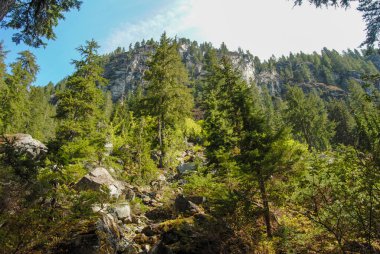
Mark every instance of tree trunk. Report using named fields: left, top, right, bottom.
left=257, top=169, right=272, bottom=238
left=158, top=117, right=163, bottom=168
left=0, top=0, right=15, bottom=22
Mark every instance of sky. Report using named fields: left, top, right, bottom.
left=0, top=0, right=365, bottom=86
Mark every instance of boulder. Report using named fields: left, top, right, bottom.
left=0, top=133, right=47, bottom=159
left=75, top=167, right=124, bottom=198
left=114, top=203, right=132, bottom=222
left=187, top=196, right=206, bottom=205
left=174, top=194, right=202, bottom=215
left=176, top=162, right=196, bottom=175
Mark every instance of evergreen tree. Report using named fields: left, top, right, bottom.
left=284, top=86, right=335, bottom=150
left=143, top=33, right=193, bottom=168
left=0, top=43, right=7, bottom=132
left=1, top=0, right=82, bottom=47
left=328, top=99, right=356, bottom=146
left=202, top=50, right=242, bottom=173
left=0, top=51, right=38, bottom=133
left=55, top=40, right=107, bottom=164
left=27, top=85, right=56, bottom=141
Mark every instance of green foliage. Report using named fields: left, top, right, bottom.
left=0, top=35, right=380, bottom=253
left=55, top=40, right=107, bottom=164
left=1, top=0, right=82, bottom=47
left=284, top=86, right=335, bottom=150
left=183, top=173, right=229, bottom=207
left=0, top=51, right=38, bottom=134
left=328, top=99, right=357, bottom=146
left=348, top=80, right=380, bottom=153
left=27, top=85, right=57, bottom=142
left=110, top=101, right=158, bottom=184
left=183, top=118, right=202, bottom=142
left=143, top=32, right=194, bottom=168
left=292, top=146, right=380, bottom=251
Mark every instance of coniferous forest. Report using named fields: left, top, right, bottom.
left=0, top=1, right=380, bottom=253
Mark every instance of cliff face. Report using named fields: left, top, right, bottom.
left=103, top=41, right=257, bottom=102
left=102, top=39, right=380, bottom=101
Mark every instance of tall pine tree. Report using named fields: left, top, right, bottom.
left=55, top=40, right=107, bottom=164
left=143, top=33, right=193, bottom=168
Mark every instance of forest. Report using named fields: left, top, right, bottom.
left=0, top=1, right=380, bottom=254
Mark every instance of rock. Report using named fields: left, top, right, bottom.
left=97, top=213, right=122, bottom=251
left=0, top=134, right=48, bottom=159
left=142, top=224, right=161, bottom=237
left=104, top=142, right=113, bottom=156
left=104, top=42, right=256, bottom=102
left=149, top=241, right=173, bottom=254
left=75, top=167, right=125, bottom=198
left=122, top=244, right=139, bottom=254
left=91, top=204, right=102, bottom=213
left=146, top=207, right=173, bottom=221
left=176, top=162, right=196, bottom=175
left=141, top=195, right=151, bottom=205
left=114, top=203, right=132, bottom=222
left=143, top=244, right=151, bottom=252
left=187, top=196, right=206, bottom=205
left=174, top=194, right=202, bottom=215
left=53, top=230, right=99, bottom=254
left=125, top=188, right=136, bottom=201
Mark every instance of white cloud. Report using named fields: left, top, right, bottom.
left=103, top=0, right=365, bottom=59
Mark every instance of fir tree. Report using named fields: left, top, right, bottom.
left=143, top=33, right=193, bottom=168
left=0, top=51, right=38, bottom=133
left=55, top=40, right=107, bottom=164
left=284, top=86, right=335, bottom=150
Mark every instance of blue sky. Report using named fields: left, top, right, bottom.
left=1, top=0, right=365, bottom=86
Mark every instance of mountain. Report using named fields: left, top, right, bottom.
left=102, top=38, right=380, bottom=102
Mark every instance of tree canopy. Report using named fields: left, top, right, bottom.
left=0, top=0, right=81, bottom=47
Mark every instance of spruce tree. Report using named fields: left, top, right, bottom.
left=55, top=40, right=107, bottom=164
left=0, top=51, right=38, bottom=134
left=28, top=85, right=56, bottom=142
left=284, top=86, right=335, bottom=150
left=0, top=43, right=7, bottom=132
left=143, top=33, right=193, bottom=168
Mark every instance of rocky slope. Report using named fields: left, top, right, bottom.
left=50, top=145, right=248, bottom=254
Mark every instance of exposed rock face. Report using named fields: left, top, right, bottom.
left=104, top=39, right=380, bottom=103
left=104, top=42, right=256, bottom=102
left=256, top=70, right=282, bottom=96
left=0, top=133, right=48, bottom=159
left=75, top=167, right=125, bottom=198
left=105, top=45, right=154, bottom=101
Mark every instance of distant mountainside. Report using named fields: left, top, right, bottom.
left=101, top=38, right=380, bottom=101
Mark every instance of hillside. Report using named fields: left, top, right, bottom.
left=0, top=34, right=379, bottom=254
left=102, top=38, right=380, bottom=102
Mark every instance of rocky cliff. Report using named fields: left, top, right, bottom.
left=102, top=39, right=380, bottom=102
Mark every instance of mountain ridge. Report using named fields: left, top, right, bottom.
left=100, top=38, right=380, bottom=102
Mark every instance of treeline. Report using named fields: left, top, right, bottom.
left=105, top=38, right=380, bottom=99
left=0, top=34, right=379, bottom=253
left=0, top=47, right=56, bottom=141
